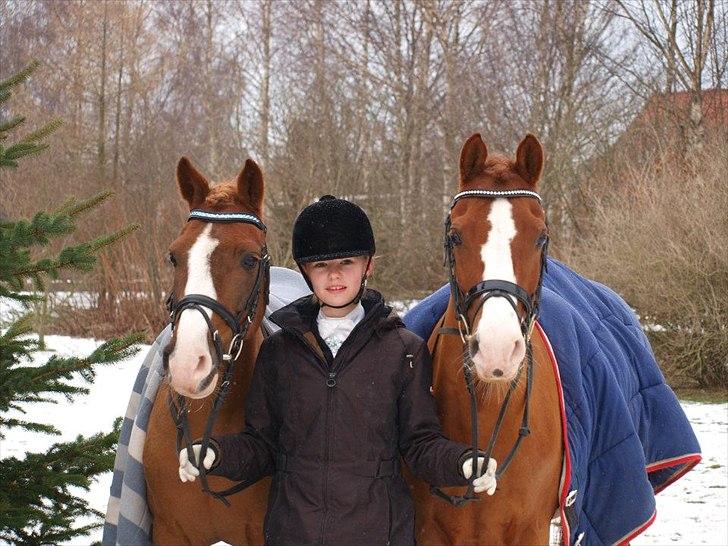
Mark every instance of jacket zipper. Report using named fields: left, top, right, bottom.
left=287, top=312, right=383, bottom=545
left=289, top=332, right=336, bottom=546
left=320, top=369, right=337, bottom=545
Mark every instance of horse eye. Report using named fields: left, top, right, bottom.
left=536, top=232, right=549, bottom=248
left=241, top=253, right=259, bottom=270
left=169, top=252, right=177, bottom=267
left=449, top=231, right=463, bottom=246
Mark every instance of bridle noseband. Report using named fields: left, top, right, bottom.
left=432, top=189, right=549, bottom=507
left=164, top=208, right=270, bottom=505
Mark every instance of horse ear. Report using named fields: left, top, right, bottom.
left=237, top=159, right=264, bottom=214
left=459, top=133, right=488, bottom=186
left=177, top=157, right=210, bottom=210
left=515, top=134, right=544, bottom=185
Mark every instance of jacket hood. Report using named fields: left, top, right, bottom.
left=269, top=288, right=402, bottom=336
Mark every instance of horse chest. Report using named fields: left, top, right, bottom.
left=415, top=334, right=563, bottom=545
left=143, top=383, right=269, bottom=545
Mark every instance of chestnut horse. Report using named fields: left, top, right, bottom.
left=412, top=134, right=563, bottom=545
left=143, top=158, right=270, bottom=545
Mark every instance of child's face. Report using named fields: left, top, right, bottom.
left=304, top=255, right=372, bottom=313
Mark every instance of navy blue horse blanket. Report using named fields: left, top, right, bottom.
left=403, top=257, right=701, bottom=546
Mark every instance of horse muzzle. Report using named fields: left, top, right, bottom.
left=165, top=344, right=220, bottom=399
left=469, top=299, right=526, bottom=382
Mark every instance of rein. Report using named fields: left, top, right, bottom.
left=164, top=209, right=270, bottom=506
left=431, top=189, right=548, bottom=507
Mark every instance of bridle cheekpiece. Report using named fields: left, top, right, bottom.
left=431, top=188, right=549, bottom=507
left=164, top=208, right=270, bottom=505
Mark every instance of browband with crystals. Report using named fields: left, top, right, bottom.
left=188, top=209, right=267, bottom=231
left=450, top=189, right=542, bottom=208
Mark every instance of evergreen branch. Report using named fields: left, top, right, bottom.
left=0, top=62, right=139, bottom=544
left=1, top=313, right=36, bottom=339
left=11, top=244, right=97, bottom=278
left=0, top=60, right=40, bottom=96
left=0, top=418, right=58, bottom=438
left=88, top=222, right=140, bottom=252
left=19, top=119, right=63, bottom=145
left=5, top=211, right=75, bottom=247
left=0, top=143, right=50, bottom=168
left=0, top=289, right=41, bottom=304
left=0, top=421, right=121, bottom=544
left=55, top=191, right=112, bottom=218
left=0, top=156, right=18, bottom=169
left=3, top=141, right=40, bottom=159
left=15, top=332, right=143, bottom=393
left=11, top=223, right=140, bottom=279
left=0, top=115, right=24, bottom=137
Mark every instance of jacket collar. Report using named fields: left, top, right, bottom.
left=269, top=288, right=402, bottom=338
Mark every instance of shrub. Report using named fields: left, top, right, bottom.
left=565, top=140, right=728, bottom=388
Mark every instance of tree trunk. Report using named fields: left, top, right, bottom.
left=112, top=25, right=125, bottom=188
left=204, top=0, right=219, bottom=176
left=259, top=0, right=272, bottom=167
left=97, top=0, right=108, bottom=185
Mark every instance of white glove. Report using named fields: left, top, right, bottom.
left=462, top=456, right=498, bottom=495
left=178, top=443, right=217, bottom=483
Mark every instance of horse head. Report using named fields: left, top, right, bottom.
left=164, top=157, right=268, bottom=399
left=447, top=133, right=547, bottom=383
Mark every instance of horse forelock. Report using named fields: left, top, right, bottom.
left=478, top=155, right=526, bottom=188
left=204, top=181, right=263, bottom=217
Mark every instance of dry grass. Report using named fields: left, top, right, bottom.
left=564, top=139, right=728, bottom=388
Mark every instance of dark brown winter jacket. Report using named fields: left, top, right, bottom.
left=210, top=289, right=470, bottom=545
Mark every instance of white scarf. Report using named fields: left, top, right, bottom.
left=316, top=303, right=365, bottom=357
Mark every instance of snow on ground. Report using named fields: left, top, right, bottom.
left=632, top=402, right=728, bottom=546
left=1, top=333, right=726, bottom=545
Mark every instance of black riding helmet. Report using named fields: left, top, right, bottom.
left=292, top=195, right=375, bottom=308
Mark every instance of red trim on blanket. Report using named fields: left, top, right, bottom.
left=647, top=453, right=702, bottom=494
left=534, top=322, right=572, bottom=546
left=616, top=509, right=657, bottom=546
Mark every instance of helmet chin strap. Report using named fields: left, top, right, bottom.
left=320, top=256, right=372, bottom=310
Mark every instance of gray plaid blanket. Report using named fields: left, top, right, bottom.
left=102, top=267, right=310, bottom=546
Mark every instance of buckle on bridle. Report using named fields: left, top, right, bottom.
left=525, top=315, right=536, bottom=342
left=456, top=313, right=471, bottom=344
left=223, top=333, right=244, bottom=362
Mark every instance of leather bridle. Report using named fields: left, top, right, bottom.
left=163, top=208, right=270, bottom=505
left=431, top=189, right=549, bottom=507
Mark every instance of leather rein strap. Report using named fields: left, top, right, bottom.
left=164, top=209, right=270, bottom=505
left=431, top=189, right=548, bottom=507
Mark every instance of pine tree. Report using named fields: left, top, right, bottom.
left=0, top=62, right=144, bottom=544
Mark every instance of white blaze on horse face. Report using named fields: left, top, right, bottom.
left=471, top=199, right=526, bottom=381
left=169, top=224, right=220, bottom=396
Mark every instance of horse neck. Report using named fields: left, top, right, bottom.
left=226, top=328, right=264, bottom=405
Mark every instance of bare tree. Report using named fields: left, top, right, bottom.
left=613, top=0, right=717, bottom=153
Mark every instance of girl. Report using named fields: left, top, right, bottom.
left=179, top=195, right=493, bottom=545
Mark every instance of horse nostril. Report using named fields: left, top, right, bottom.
left=194, top=354, right=208, bottom=374
left=510, top=338, right=525, bottom=365
left=492, top=368, right=504, bottom=377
